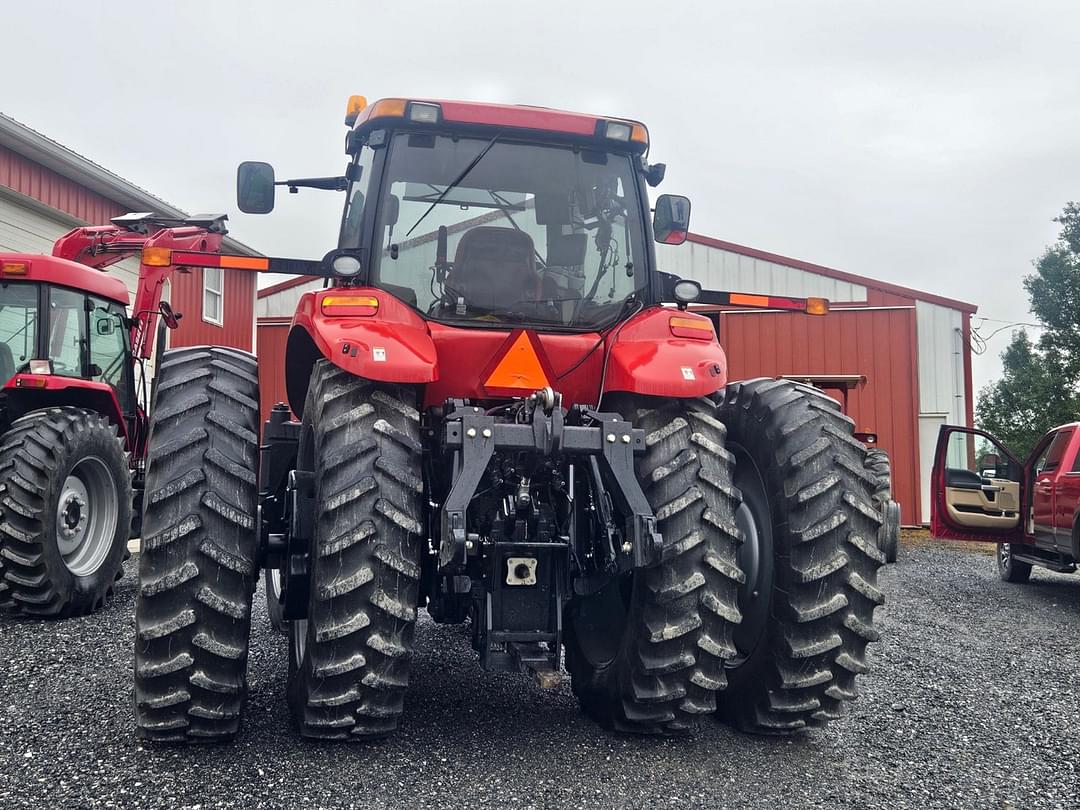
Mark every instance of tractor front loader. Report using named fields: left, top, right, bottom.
left=0, top=214, right=235, bottom=617
left=133, top=96, right=886, bottom=743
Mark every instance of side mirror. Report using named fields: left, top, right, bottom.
left=95, top=318, right=115, bottom=336
left=160, top=301, right=182, bottom=330
left=653, top=194, right=691, bottom=245
left=237, top=161, right=276, bottom=214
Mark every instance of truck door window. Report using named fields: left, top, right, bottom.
left=0, top=281, right=38, bottom=382
left=48, top=288, right=86, bottom=378
left=1034, top=431, right=1071, bottom=475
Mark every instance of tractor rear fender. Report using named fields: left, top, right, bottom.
left=285, top=288, right=438, bottom=417
left=603, top=307, right=728, bottom=399
left=1, top=375, right=130, bottom=447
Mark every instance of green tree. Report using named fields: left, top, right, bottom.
left=976, top=330, right=1078, bottom=456
left=976, top=203, right=1080, bottom=456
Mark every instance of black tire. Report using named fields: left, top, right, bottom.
left=717, top=379, right=885, bottom=733
left=997, top=542, right=1032, bottom=583
left=264, top=566, right=287, bottom=634
left=287, top=361, right=424, bottom=740
left=133, top=347, right=260, bottom=743
left=563, top=396, right=743, bottom=734
left=864, top=448, right=891, bottom=503
left=881, top=501, right=901, bottom=563
left=864, top=448, right=900, bottom=563
left=0, top=407, right=132, bottom=617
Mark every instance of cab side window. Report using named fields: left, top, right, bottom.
left=1035, top=430, right=1072, bottom=475
left=48, top=288, right=86, bottom=377
left=89, top=298, right=134, bottom=414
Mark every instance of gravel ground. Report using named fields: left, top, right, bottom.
left=1, top=540, right=1079, bottom=810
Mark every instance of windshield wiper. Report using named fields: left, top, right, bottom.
left=405, top=134, right=501, bottom=238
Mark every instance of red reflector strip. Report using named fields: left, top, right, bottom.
left=14, top=375, right=48, bottom=389
left=728, top=293, right=771, bottom=308
left=171, top=251, right=270, bottom=271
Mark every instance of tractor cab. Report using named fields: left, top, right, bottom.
left=0, top=255, right=136, bottom=429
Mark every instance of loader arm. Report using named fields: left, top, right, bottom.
left=51, top=214, right=230, bottom=359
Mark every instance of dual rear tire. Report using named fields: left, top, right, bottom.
left=134, top=354, right=884, bottom=741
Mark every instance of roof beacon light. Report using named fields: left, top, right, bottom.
left=344, top=95, right=368, bottom=126
left=408, top=102, right=441, bottom=124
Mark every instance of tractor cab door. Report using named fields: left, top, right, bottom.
left=930, top=425, right=1027, bottom=543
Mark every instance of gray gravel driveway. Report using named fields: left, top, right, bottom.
left=1, top=541, right=1078, bottom=809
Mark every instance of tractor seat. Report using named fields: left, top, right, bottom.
left=0, top=343, right=15, bottom=384
left=447, top=227, right=538, bottom=311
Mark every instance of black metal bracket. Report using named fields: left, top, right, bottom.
left=437, top=398, right=662, bottom=575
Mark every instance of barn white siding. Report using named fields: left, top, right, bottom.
left=915, top=300, right=967, bottom=522
left=0, top=191, right=141, bottom=296
left=655, top=242, right=867, bottom=302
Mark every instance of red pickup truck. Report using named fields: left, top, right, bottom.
left=931, top=423, right=1080, bottom=581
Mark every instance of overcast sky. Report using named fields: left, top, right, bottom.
left=4, top=1, right=1078, bottom=391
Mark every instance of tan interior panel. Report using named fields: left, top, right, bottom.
left=944, top=481, right=1020, bottom=530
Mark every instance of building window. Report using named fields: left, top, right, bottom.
left=203, top=267, right=223, bottom=325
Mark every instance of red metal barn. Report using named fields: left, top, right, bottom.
left=0, top=113, right=258, bottom=355
left=255, top=234, right=975, bottom=526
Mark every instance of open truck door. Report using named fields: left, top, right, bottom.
left=930, top=425, right=1028, bottom=543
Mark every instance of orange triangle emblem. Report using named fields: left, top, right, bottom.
left=485, top=331, right=550, bottom=391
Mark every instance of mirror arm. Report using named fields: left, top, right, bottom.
left=276, top=176, right=348, bottom=193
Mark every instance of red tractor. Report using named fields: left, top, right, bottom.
left=133, top=97, right=887, bottom=742
left=0, top=214, right=232, bottom=616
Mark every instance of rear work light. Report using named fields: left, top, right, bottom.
left=407, top=102, right=441, bottom=124
left=0, top=260, right=30, bottom=275
left=669, top=316, right=714, bottom=340
left=602, top=119, right=649, bottom=147
left=321, top=295, right=379, bottom=317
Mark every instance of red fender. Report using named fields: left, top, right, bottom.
left=2, top=375, right=132, bottom=449
left=603, top=307, right=728, bottom=398
left=289, top=287, right=439, bottom=388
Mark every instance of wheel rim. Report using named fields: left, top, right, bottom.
left=55, top=456, right=118, bottom=577
left=269, top=567, right=283, bottom=599
left=998, top=543, right=1011, bottom=571
left=728, top=445, right=773, bottom=669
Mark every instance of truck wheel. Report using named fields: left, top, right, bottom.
left=564, top=396, right=742, bottom=734
left=287, top=361, right=424, bottom=740
left=134, top=347, right=260, bottom=743
left=717, top=379, right=885, bottom=733
left=997, top=543, right=1032, bottom=583
left=864, top=448, right=900, bottom=563
left=263, top=566, right=286, bottom=634
left=0, top=407, right=132, bottom=617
